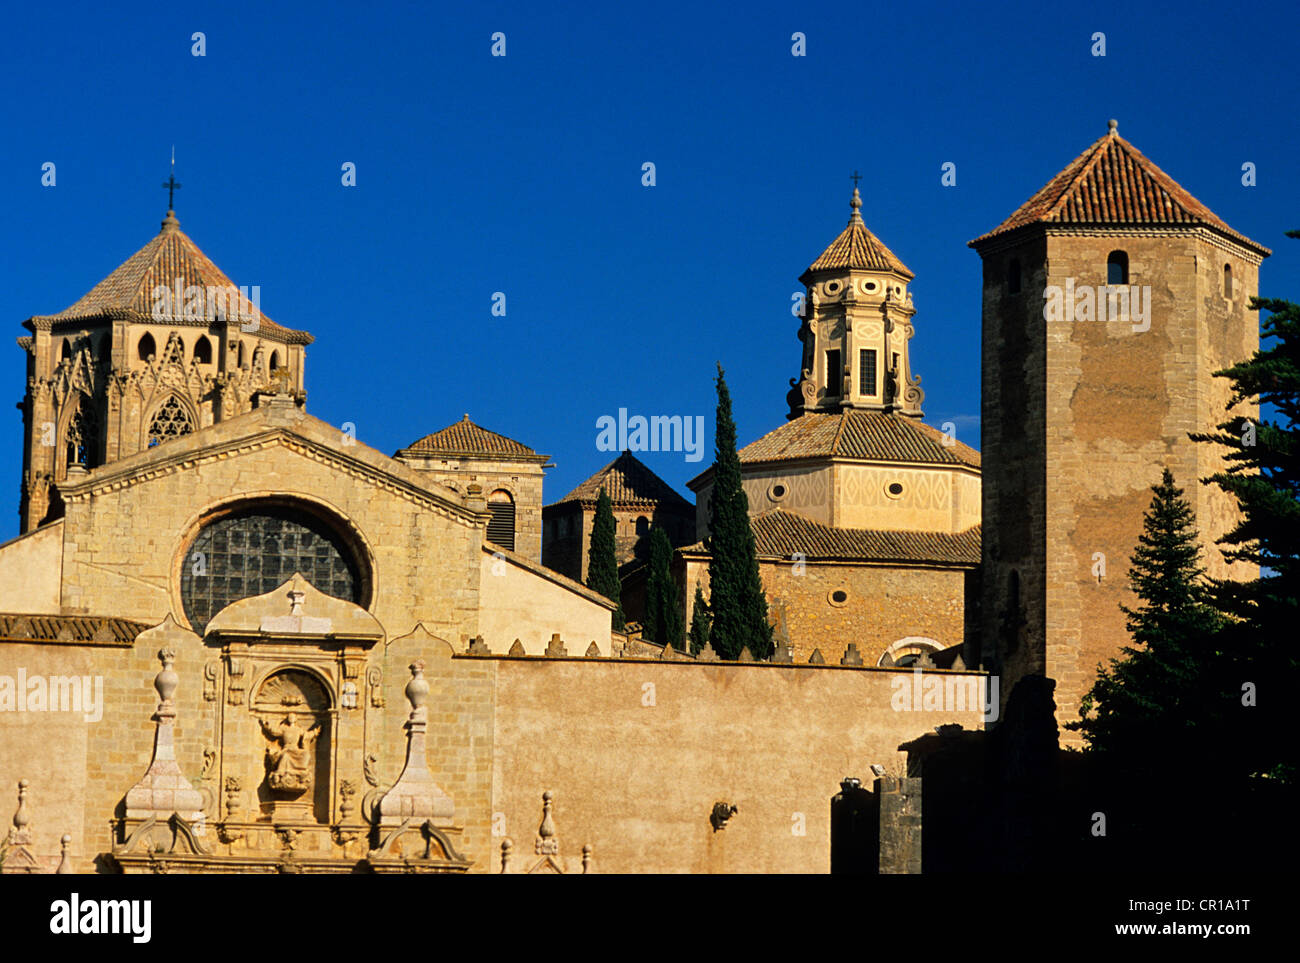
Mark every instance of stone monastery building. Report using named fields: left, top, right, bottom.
left=0, top=123, right=1264, bottom=873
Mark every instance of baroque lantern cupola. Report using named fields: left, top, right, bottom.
left=787, top=186, right=924, bottom=419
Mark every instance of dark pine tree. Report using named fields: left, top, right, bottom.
left=706, top=363, right=773, bottom=660
left=1192, top=233, right=1300, bottom=790
left=1067, top=469, right=1226, bottom=771
left=643, top=526, right=684, bottom=649
left=586, top=487, right=624, bottom=631
left=1067, top=469, right=1231, bottom=870
left=688, top=583, right=711, bottom=656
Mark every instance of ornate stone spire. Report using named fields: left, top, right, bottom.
left=7, top=779, right=31, bottom=846
left=376, top=660, right=456, bottom=825
left=535, top=790, right=557, bottom=855
left=0, top=779, right=42, bottom=873
left=56, top=835, right=72, bottom=874
left=124, top=648, right=206, bottom=821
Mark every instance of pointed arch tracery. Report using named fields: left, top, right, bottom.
left=146, top=394, right=196, bottom=448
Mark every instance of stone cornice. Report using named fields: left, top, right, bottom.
left=686, top=454, right=982, bottom=491
left=57, top=429, right=485, bottom=525
left=970, top=222, right=1269, bottom=264
left=674, top=545, right=979, bottom=570
left=394, top=448, right=551, bottom=467
left=23, top=309, right=315, bottom=344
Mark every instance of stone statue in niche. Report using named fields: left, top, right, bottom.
left=251, top=669, right=331, bottom=821
left=260, top=712, right=320, bottom=795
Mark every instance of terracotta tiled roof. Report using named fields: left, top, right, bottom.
left=969, top=126, right=1270, bottom=255
left=0, top=613, right=150, bottom=646
left=682, top=508, right=981, bottom=566
left=736, top=410, right=980, bottom=469
left=27, top=212, right=312, bottom=342
left=400, top=414, right=543, bottom=459
left=801, top=188, right=914, bottom=281
left=552, top=451, right=693, bottom=509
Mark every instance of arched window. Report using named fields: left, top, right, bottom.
left=1223, top=263, right=1233, bottom=298
left=147, top=395, right=195, bottom=447
left=486, top=489, right=516, bottom=551
left=61, top=339, right=73, bottom=361
left=878, top=637, right=943, bottom=668
left=270, top=350, right=281, bottom=371
left=137, top=332, right=156, bottom=362
left=63, top=401, right=98, bottom=471
left=193, top=335, right=213, bottom=364
left=1107, top=250, right=1129, bottom=285
left=180, top=504, right=365, bottom=633
left=1007, top=258, right=1021, bottom=294
left=635, top=516, right=650, bottom=536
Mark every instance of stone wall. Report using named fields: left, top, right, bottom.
left=1041, top=230, right=1260, bottom=733
left=487, top=657, right=986, bottom=873
left=477, top=548, right=613, bottom=655
left=680, top=557, right=971, bottom=665
left=0, top=631, right=987, bottom=873
left=978, top=228, right=1261, bottom=739
left=0, top=522, right=63, bottom=613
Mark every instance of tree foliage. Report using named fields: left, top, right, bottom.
left=1068, top=469, right=1226, bottom=769
left=586, top=487, right=624, bottom=631
left=643, top=526, right=684, bottom=649
left=1191, top=235, right=1300, bottom=786
left=688, top=583, right=711, bottom=656
left=706, top=363, right=773, bottom=660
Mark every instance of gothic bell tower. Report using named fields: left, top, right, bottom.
left=787, top=184, right=924, bottom=419
left=16, top=206, right=313, bottom=533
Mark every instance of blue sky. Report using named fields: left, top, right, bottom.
left=2, top=0, right=1297, bottom=541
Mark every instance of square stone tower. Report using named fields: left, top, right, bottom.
left=969, top=122, right=1270, bottom=736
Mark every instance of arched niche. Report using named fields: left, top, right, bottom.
left=250, top=666, right=333, bottom=823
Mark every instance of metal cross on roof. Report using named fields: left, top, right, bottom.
left=850, top=170, right=862, bottom=188
left=163, top=148, right=181, bottom=209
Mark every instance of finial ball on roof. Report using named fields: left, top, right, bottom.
left=1108, top=119, right=1118, bottom=134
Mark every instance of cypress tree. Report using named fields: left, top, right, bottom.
left=688, top=583, right=711, bottom=655
left=706, top=363, right=773, bottom=660
left=586, top=487, right=624, bottom=630
left=1192, top=236, right=1300, bottom=788
left=643, top=526, right=684, bottom=649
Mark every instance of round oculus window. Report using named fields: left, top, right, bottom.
left=886, top=482, right=904, bottom=498
left=768, top=483, right=787, bottom=501
left=828, top=588, right=850, bottom=607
